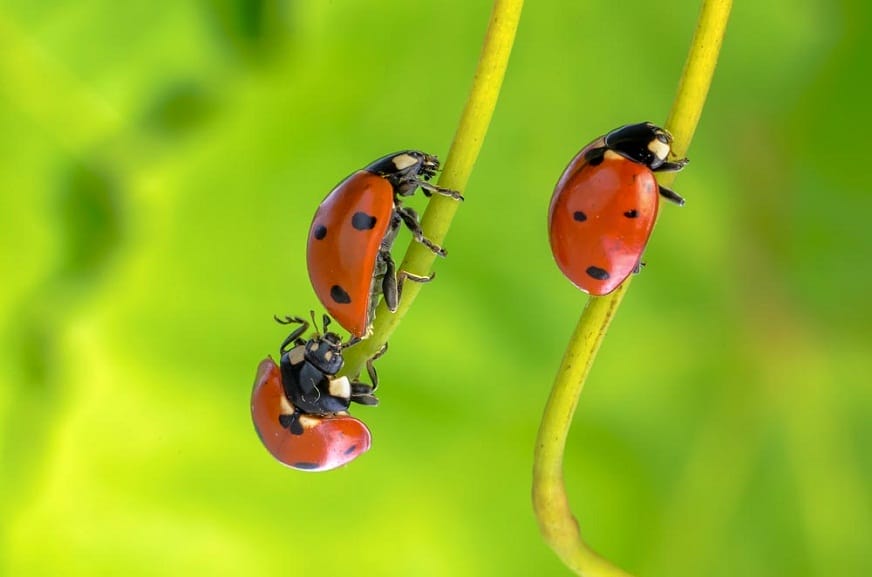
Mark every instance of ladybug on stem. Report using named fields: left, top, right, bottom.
left=251, top=313, right=385, bottom=471
left=307, top=151, right=463, bottom=338
left=548, top=122, right=688, bottom=295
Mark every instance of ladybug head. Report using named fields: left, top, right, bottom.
left=303, top=313, right=345, bottom=374
left=415, top=152, right=440, bottom=181
left=365, top=151, right=440, bottom=192
left=604, top=122, right=673, bottom=170
left=304, top=331, right=344, bottom=374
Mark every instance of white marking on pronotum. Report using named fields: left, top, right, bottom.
left=328, top=376, right=351, bottom=399
left=391, top=153, right=417, bottom=170
left=288, top=346, right=305, bottom=365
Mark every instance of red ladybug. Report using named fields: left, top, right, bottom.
left=251, top=314, right=383, bottom=472
left=307, top=151, right=463, bottom=338
left=548, top=122, right=688, bottom=295
left=251, top=358, right=371, bottom=472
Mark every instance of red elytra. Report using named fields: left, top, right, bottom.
left=548, top=123, right=687, bottom=295
left=251, top=357, right=371, bottom=472
left=307, top=171, right=394, bottom=338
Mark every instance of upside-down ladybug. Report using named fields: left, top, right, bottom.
left=307, top=151, right=463, bottom=338
left=251, top=314, right=384, bottom=471
left=548, top=122, right=688, bottom=295
left=251, top=358, right=371, bottom=472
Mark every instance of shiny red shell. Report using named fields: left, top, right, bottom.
left=307, top=171, right=394, bottom=338
left=251, top=358, right=371, bottom=472
left=549, top=143, right=660, bottom=296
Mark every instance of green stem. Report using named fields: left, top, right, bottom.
left=342, top=0, right=525, bottom=376
left=531, top=1, right=732, bottom=575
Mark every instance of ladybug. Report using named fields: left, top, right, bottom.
left=548, top=122, right=689, bottom=295
left=307, top=151, right=463, bottom=338
left=251, top=358, right=371, bottom=472
left=250, top=314, right=384, bottom=471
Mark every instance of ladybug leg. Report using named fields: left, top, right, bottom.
left=658, top=185, right=686, bottom=206
left=350, top=377, right=379, bottom=406
left=343, top=335, right=363, bottom=348
left=349, top=386, right=379, bottom=406
left=396, top=269, right=434, bottom=307
left=365, top=342, right=389, bottom=389
left=395, top=206, right=446, bottom=257
left=380, top=248, right=400, bottom=312
left=275, top=316, right=309, bottom=353
left=393, top=176, right=463, bottom=201
left=379, top=248, right=434, bottom=313
left=275, top=314, right=307, bottom=326
left=374, top=214, right=404, bottom=313
left=653, top=158, right=689, bottom=173
left=349, top=342, right=388, bottom=405
left=416, top=180, right=464, bottom=201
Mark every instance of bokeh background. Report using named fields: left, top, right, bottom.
left=1, top=1, right=869, bottom=576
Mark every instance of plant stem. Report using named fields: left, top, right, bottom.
left=342, top=0, right=525, bottom=376
left=531, top=1, right=732, bottom=575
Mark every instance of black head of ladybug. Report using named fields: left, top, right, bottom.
left=603, top=122, right=675, bottom=170
left=302, top=314, right=345, bottom=375
left=364, top=150, right=440, bottom=195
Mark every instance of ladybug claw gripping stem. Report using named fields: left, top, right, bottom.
left=653, top=157, right=689, bottom=173
left=364, top=342, right=389, bottom=391
left=418, top=180, right=465, bottom=201
left=658, top=185, right=686, bottom=206
left=389, top=270, right=434, bottom=313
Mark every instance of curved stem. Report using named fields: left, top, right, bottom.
left=531, top=1, right=732, bottom=575
left=342, top=0, right=525, bottom=376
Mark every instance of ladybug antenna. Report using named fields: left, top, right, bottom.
left=321, top=313, right=331, bottom=334
left=308, top=310, right=320, bottom=337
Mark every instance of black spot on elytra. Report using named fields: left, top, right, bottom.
left=586, top=266, right=610, bottom=281
left=330, top=285, right=352, bottom=304
left=313, top=224, right=327, bottom=240
left=624, top=209, right=638, bottom=218
left=279, top=414, right=304, bottom=435
left=344, top=444, right=359, bottom=456
left=293, top=462, right=320, bottom=470
left=573, top=211, right=587, bottom=222
left=351, top=212, right=377, bottom=230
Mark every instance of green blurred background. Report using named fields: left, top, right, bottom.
left=1, top=1, right=869, bottom=576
